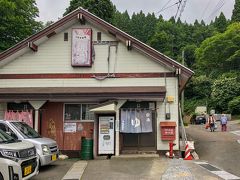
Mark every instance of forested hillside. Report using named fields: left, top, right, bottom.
left=1, top=0, right=240, bottom=115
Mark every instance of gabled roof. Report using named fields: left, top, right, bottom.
left=0, top=7, right=193, bottom=91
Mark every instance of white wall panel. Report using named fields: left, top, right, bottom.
left=0, top=77, right=176, bottom=88
left=156, top=78, right=179, bottom=150
left=0, top=22, right=170, bottom=74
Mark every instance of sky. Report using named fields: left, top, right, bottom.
left=36, top=0, right=235, bottom=24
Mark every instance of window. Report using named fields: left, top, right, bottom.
left=64, top=104, right=95, bottom=121
left=64, top=32, right=68, bottom=41
left=0, top=123, right=18, bottom=140
left=97, top=32, right=101, bottom=41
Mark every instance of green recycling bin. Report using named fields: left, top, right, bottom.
left=81, top=138, right=93, bottom=160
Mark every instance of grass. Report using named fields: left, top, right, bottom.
left=231, top=115, right=240, bottom=121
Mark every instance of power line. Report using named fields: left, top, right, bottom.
left=156, top=0, right=173, bottom=14
left=156, top=1, right=180, bottom=15
left=201, top=0, right=211, bottom=20
left=178, top=0, right=188, bottom=20
left=175, top=0, right=183, bottom=20
left=208, top=0, right=225, bottom=19
left=207, top=0, right=225, bottom=21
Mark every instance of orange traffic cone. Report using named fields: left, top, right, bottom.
left=184, top=142, right=193, bottom=160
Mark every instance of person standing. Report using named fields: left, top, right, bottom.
left=220, top=113, right=228, bottom=131
left=208, top=114, right=215, bottom=132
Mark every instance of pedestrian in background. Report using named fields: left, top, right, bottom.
left=208, top=114, right=215, bottom=132
left=220, top=113, right=228, bottom=131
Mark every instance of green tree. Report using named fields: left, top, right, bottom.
left=0, top=0, right=42, bottom=52
left=232, top=0, right=240, bottom=22
left=195, top=23, right=240, bottom=77
left=185, top=75, right=212, bottom=100
left=128, top=11, right=157, bottom=44
left=149, top=19, right=176, bottom=58
left=183, top=44, right=197, bottom=68
left=228, top=96, right=240, bottom=115
left=213, top=12, right=228, bottom=33
left=112, top=10, right=131, bottom=34
left=64, top=0, right=115, bottom=23
left=211, top=73, right=240, bottom=112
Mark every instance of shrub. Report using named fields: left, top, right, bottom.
left=228, top=96, right=240, bottom=115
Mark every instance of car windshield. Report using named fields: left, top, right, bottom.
left=0, top=129, right=17, bottom=144
left=11, top=122, right=41, bottom=139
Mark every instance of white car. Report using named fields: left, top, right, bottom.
left=0, top=129, right=39, bottom=180
left=0, top=120, right=59, bottom=166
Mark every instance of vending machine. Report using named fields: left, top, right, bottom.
left=98, top=116, right=115, bottom=154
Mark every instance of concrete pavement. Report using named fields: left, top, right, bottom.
left=186, top=120, right=240, bottom=178
left=39, top=120, right=240, bottom=180
left=62, top=156, right=221, bottom=180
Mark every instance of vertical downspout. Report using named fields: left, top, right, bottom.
left=164, top=72, right=167, bottom=117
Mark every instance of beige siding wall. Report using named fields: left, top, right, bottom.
left=156, top=78, right=179, bottom=150
left=0, top=77, right=175, bottom=88
left=0, top=21, right=180, bottom=150
left=0, top=22, right=169, bottom=74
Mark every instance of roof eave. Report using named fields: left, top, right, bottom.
left=0, top=7, right=194, bottom=81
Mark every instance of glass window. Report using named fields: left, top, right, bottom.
left=64, top=104, right=95, bottom=121
left=0, top=129, right=17, bottom=144
left=11, top=122, right=41, bottom=139
left=0, top=123, right=18, bottom=140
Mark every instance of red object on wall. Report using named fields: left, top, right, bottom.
left=169, top=141, right=176, bottom=158
left=160, top=122, right=176, bottom=140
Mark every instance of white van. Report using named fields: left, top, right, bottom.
left=0, top=120, right=59, bottom=166
left=0, top=129, right=39, bottom=180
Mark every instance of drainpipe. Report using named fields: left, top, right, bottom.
left=28, top=101, right=46, bottom=132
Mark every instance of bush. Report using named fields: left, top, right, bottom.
left=184, top=98, right=208, bottom=115
left=228, top=96, right=240, bottom=115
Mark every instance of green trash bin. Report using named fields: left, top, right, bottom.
left=81, top=138, right=93, bottom=160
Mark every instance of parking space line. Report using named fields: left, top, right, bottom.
left=195, top=162, right=240, bottom=180
left=230, top=130, right=240, bottom=136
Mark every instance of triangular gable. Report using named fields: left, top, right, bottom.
left=0, top=7, right=194, bottom=91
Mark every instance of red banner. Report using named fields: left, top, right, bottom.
left=4, top=110, right=33, bottom=128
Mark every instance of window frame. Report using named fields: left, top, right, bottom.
left=63, top=103, right=96, bottom=122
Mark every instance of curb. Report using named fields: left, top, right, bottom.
left=62, top=161, right=88, bottom=180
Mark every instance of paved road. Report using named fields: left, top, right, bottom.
left=186, top=120, right=240, bottom=177
left=81, top=157, right=217, bottom=180
left=32, top=158, right=79, bottom=180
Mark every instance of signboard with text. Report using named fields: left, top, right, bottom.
left=72, top=28, right=92, bottom=66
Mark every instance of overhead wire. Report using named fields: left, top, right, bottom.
left=156, top=1, right=180, bottom=15
left=207, top=0, right=225, bottom=22
left=178, top=0, right=188, bottom=20
left=174, top=0, right=183, bottom=20
left=155, top=0, right=173, bottom=14
left=201, top=0, right=211, bottom=21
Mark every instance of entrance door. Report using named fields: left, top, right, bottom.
left=122, top=111, right=156, bottom=151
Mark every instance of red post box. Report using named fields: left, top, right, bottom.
left=160, top=122, right=176, bottom=141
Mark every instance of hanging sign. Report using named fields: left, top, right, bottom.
left=4, top=110, right=33, bottom=128
left=72, top=28, right=92, bottom=66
